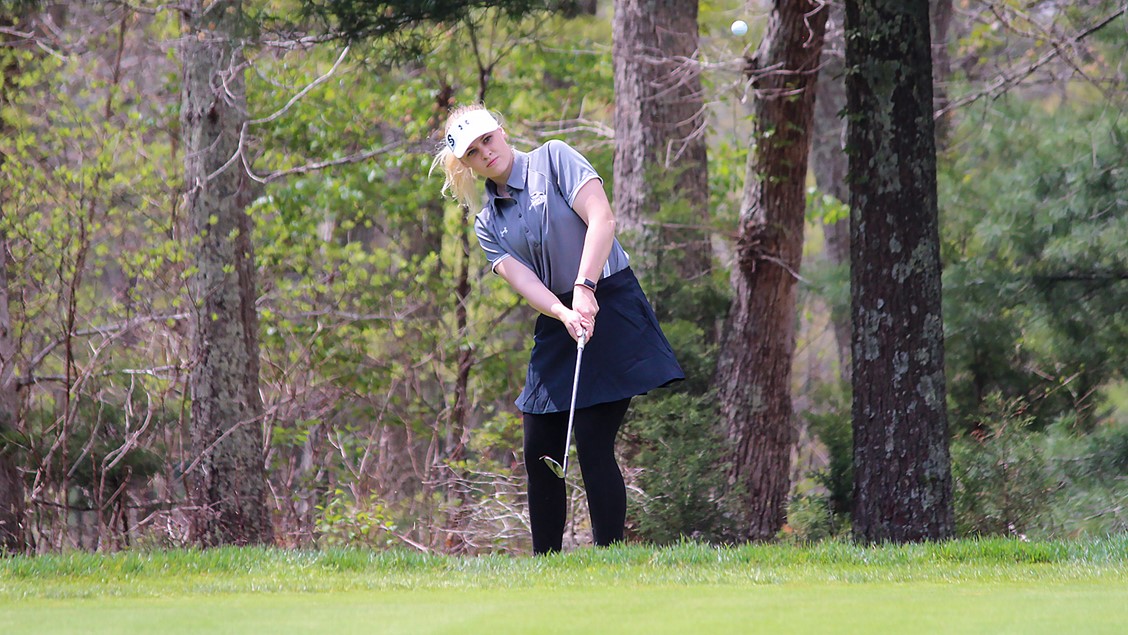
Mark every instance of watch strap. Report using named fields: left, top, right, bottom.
left=575, top=277, right=598, bottom=292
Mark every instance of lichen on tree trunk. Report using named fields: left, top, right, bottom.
left=845, top=0, right=954, bottom=543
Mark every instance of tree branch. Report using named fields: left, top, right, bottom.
left=937, top=3, right=1128, bottom=118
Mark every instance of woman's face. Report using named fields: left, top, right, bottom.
left=459, top=128, right=513, bottom=182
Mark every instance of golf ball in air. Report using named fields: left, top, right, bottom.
left=731, top=20, right=748, bottom=36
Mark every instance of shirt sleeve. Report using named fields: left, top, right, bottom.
left=473, top=212, right=511, bottom=273
left=545, top=140, right=603, bottom=206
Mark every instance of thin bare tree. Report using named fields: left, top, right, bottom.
left=0, top=4, right=37, bottom=554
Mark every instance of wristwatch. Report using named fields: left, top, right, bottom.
left=575, top=277, right=598, bottom=292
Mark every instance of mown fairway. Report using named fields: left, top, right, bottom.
left=3, top=539, right=1127, bottom=634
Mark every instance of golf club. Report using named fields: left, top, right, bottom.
left=541, top=330, right=585, bottom=479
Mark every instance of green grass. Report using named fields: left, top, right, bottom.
left=3, top=538, right=1127, bottom=633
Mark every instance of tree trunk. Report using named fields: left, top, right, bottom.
left=0, top=224, right=24, bottom=553
left=0, top=10, right=28, bottom=554
left=845, top=0, right=954, bottom=543
left=810, top=4, right=852, bottom=380
left=612, top=0, right=710, bottom=280
left=716, top=0, right=827, bottom=542
left=930, top=0, right=954, bottom=146
left=181, top=0, right=273, bottom=547
left=812, top=0, right=956, bottom=382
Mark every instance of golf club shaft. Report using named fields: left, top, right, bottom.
left=560, top=333, right=585, bottom=474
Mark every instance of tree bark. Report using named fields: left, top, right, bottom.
left=930, top=0, right=954, bottom=146
left=0, top=10, right=28, bottom=554
left=810, top=4, right=852, bottom=380
left=181, top=0, right=273, bottom=547
left=715, top=0, right=827, bottom=542
left=0, top=224, right=24, bottom=553
left=845, top=0, right=954, bottom=543
left=612, top=0, right=710, bottom=280
left=812, top=0, right=956, bottom=382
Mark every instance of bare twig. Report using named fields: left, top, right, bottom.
left=937, top=3, right=1128, bottom=118
left=248, top=46, right=351, bottom=127
left=0, top=26, right=35, bottom=41
left=248, top=140, right=411, bottom=184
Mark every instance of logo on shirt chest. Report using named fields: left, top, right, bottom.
left=500, top=226, right=509, bottom=238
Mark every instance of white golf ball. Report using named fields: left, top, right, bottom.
left=731, top=20, right=748, bottom=36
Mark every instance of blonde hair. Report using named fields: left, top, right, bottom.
left=429, top=104, right=503, bottom=209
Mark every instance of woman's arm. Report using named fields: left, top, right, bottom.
left=569, top=178, right=616, bottom=328
left=495, top=258, right=590, bottom=341
left=571, top=179, right=616, bottom=283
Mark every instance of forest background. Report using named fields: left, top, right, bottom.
left=0, top=0, right=1125, bottom=555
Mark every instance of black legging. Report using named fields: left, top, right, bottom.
left=523, top=397, right=631, bottom=555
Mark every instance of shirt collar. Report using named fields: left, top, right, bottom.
left=486, top=150, right=529, bottom=200
left=507, top=150, right=529, bottom=191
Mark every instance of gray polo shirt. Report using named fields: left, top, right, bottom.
left=474, top=140, right=631, bottom=295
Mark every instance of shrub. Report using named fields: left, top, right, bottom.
left=802, top=388, right=853, bottom=520
left=951, top=394, right=1055, bottom=537
left=1037, top=418, right=1128, bottom=537
left=316, top=489, right=397, bottom=549
left=783, top=491, right=845, bottom=544
left=623, top=393, right=738, bottom=544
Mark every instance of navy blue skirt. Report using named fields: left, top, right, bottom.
left=516, top=267, right=684, bottom=414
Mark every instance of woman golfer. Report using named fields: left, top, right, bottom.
left=433, top=105, right=683, bottom=554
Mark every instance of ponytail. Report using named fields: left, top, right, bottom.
left=429, top=146, right=481, bottom=209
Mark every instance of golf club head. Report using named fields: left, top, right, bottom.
left=541, top=455, right=566, bottom=479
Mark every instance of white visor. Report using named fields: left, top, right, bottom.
left=445, top=110, right=501, bottom=158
